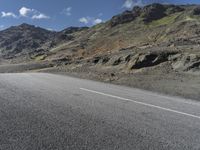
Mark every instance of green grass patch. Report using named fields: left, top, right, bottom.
left=50, top=43, right=71, bottom=52
left=148, top=13, right=180, bottom=27
left=185, top=15, right=200, bottom=22
left=34, top=55, right=46, bottom=61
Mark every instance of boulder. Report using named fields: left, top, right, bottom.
left=113, top=57, right=123, bottom=66
left=92, top=57, right=101, bottom=64
left=171, top=53, right=200, bottom=72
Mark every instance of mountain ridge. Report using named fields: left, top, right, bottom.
left=1, top=3, right=200, bottom=73
left=1, top=3, right=200, bottom=100
left=0, top=23, right=88, bottom=62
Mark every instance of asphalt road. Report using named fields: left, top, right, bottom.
left=0, top=73, right=200, bottom=150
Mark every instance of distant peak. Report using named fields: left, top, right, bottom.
left=18, top=23, right=35, bottom=28
left=61, top=26, right=88, bottom=34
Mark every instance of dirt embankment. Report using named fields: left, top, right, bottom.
left=0, top=61, right=53, bottom=73
left=1, top=46, right=200, bottom=101
left=36, top=47, right=200, bottom=101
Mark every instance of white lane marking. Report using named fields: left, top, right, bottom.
left=80, top=88, right=200, bottom=120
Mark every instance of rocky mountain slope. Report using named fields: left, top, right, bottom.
left=1, top=3, right=200, bottom=100
left=44, top=3, right=200, bottom=74
left=0, top=23, right=87, bottom=63
left=0, top=23, right=55, bottom=61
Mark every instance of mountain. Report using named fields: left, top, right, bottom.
left=0, top=23, right=54, bottom=60
left=0, top=23, right=88, bottom=62
left=1, top=4, right=200, bottom=68
left=43, top=3, right=200, bottom=73
left=1, top=3, right=200, bottom=99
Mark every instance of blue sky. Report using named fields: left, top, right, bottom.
left=0, top=0, right=200, bottom=31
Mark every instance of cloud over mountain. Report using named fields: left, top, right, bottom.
left=19, top=7, right=50, bottom=19
left=19, top=7, right=33, bottom=17
left=1, top=11, right=17, bottom=18
left=79, top=17, right=103, bottom=25
left=123, top=0, right=144, bottom=9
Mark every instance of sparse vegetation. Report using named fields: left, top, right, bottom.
left=148, top=13, right=180, bottom=27
left=34, top=55, right=46, bottom=61
left=1, top=3, right=200, bottom=99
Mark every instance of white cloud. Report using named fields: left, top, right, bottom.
left=123, top=0, right=133, bottom=9
left=19, top=7, right=33, bottom=17
left=62, top=7, right=72, bottom=16
left=0, top=7, right=50, bottom=20
left=93, top=18, right=103, bottom=25
left=79, top=17, right=89, bottom=24
left=32, top=14, right=50, bottom=19
left=1, top=11, right=17, bottom=18
left=79, top=17, right=103, bottom=25
left=19, top=7, right=50, bottom=19
left=123, top=0, right=144, bottom=9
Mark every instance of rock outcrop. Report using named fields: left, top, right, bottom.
left=142, top=3, right=166, bottom=22
left=192, top=6, right=200, bottom=15
left=110, top=3, right=184, bottom=27
left=171, top=53, right=200, bottom=72
left=110, top=10, right=139, bottom=27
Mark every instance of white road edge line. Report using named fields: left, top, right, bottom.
left=80, top=88, right=200, bottom=120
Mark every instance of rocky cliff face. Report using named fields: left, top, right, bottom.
left=110, top=3, right=184, bottom=27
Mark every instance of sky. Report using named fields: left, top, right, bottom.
left=0, top=0, right=200, bottom=31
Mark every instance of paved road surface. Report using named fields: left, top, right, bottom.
left=0, top=73, right=200, bottom=150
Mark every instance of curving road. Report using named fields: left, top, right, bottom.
left=0, top=73, right=200, bottom=150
